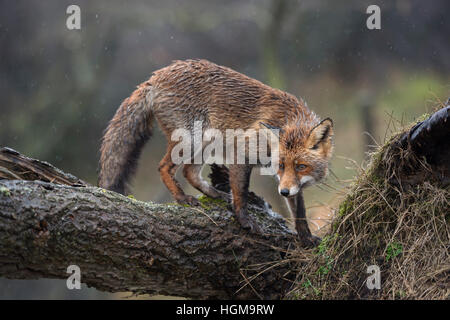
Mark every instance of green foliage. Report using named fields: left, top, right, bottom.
left=300, top=278, right=321, bottom=297
left=315, top=234, right=337, bottom=276
left=0, top=186, right=11, bottom=197
left=317, top=258, right=334, bottom=276
left=315, top=233, right=338, bottom=256
left=385, top=242, right=403, bottom=262
left=337, top=199, right=352, bottom=218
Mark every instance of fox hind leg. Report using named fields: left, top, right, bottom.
left=183, top=163, right=229, bottom=200
left=158, top=144, right=199, bottom=206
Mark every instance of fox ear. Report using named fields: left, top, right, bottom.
left=260, top=122, right=283, bottom=137
left=306, top=118, right=334, bottom=157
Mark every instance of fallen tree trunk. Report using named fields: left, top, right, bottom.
left=0, top=171, right=296, bottom=300
left=0, top=102, right=448, bottom=299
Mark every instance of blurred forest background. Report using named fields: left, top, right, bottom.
left=0, top=0, right=448, bottom=299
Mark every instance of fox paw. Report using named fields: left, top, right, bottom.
left=176, top=195, right=200, bottom=207
left=216, top=190, right=231, bottom=202
left=298, top=234, right=321, bottom=248
left=205, top=188, right=231, bottom=203
left=237, top=213, right=262, bottom=234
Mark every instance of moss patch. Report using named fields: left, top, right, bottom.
left=0, top=186, right=11, bottom=197
left=197, top=195, right=228, bottom=210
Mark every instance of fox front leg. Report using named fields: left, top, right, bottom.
left=228, top=164, right=262, bottom=234
left=287, top=190, right=321, bottom=246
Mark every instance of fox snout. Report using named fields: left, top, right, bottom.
left=278, top=175, right=316, bottom=197
left=279, top=185, right=299, bottom=197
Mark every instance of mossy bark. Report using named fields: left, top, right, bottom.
left=0, top=179, right=297, bottom=299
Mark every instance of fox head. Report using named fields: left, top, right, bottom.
left=262, top=118, right=334, bottom=198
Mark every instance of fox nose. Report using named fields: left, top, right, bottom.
left=280, top=188, right=290, bottom=197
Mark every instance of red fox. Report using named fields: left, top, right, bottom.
left=98, top=59, right=333, bottom=244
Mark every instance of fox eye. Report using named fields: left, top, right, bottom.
left=295, top=164, right=307, bottom=172
left=279, top=163, right=284, bottom=170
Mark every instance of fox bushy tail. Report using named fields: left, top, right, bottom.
left=98, top=82, right=154, bottom=195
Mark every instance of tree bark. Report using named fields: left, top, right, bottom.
left=0, top=172, right=297, bottom=300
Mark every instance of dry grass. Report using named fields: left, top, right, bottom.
left=287, top=107, right=449, bottom=300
